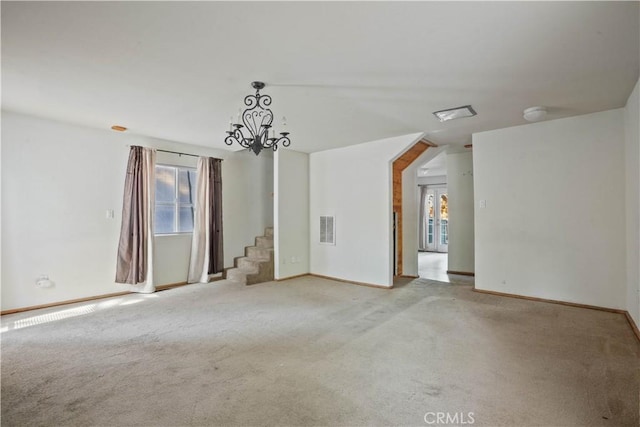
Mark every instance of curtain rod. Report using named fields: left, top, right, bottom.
left=127, top=145, right=222, bottom=161
left=157, top=149, right=200, bottom=158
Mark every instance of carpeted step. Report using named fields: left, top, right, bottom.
left=227, top=258, right=274, bottom=285
left=245, top=258, right=274, bottom=285
left=236, top=257, right=259, bottom=273
left=255, top=236, right=273, bottom=248
left=225, top=227, right=275, bottom=286
left=245, top=246, right=273, bottom=260
left=226, top=267, right=248, bottom=285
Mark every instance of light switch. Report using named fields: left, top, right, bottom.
left=106, top=209, right=115, bottom=219
left=479, top=200, right=486, bottom=208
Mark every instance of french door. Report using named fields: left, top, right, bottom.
left=425, top=187, right=448, bottom=253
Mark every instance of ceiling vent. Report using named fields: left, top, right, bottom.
left=433, top=105, right=477, bottom=122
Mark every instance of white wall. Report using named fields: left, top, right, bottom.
left=446, top=152, right=474, bottom=273
left=274, top=149, right=309, bottom=279
left=624, top=77, right=640, bottom=326
left=222, top=150, right=274, bottom=268
left=1, top=111, right=273, bottom=311
left=473, top=109, right=626, bottom=309
left=417, top=175, right=447, bottom=186
left=310, top=133, right=423, bottom=287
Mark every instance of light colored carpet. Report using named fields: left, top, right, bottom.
left=1, top=276, right=638, bottom=426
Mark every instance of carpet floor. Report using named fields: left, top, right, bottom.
left=1, top=276, right=638, bottom=426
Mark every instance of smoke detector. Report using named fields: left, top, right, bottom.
left=523, top=106, right=547, bottom=122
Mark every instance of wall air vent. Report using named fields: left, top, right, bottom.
left=433, top=105, right=477, bottom=122
left=319, top=215, right=335, bottom=245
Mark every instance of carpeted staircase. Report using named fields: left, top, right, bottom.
left=225, top=227, right=274, bottom=285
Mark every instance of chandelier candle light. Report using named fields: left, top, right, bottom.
left=225, top=81, right=291, bottom=155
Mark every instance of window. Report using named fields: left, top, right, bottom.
left=155, top=165, right=197, bottom=234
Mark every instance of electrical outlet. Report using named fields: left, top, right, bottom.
left=36, top=275, right=54, bottom=288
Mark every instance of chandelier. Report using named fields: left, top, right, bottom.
left=225, top=81, right=291, bottom=156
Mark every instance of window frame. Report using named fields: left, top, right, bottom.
left=154, top=163, right=197, bottom=236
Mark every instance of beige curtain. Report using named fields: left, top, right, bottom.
left=188, top=157, right=223, bottom=283
left=115, top=146, right=156, bottom=293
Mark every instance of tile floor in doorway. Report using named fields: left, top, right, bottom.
left=418, top=251, right=475, bottom=285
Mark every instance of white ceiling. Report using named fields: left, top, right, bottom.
left=418, top=152, right=447, bottom=178
left=2, top=2, right=638, bottom=153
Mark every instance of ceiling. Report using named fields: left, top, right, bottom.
left=418, top=152, right=447, bottom=178
left=2, top=2, right=638, bottom=153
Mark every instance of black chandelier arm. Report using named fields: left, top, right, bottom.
left=263, top=134, right=291, bottom=152
left=224, top=134, right=248, bottom=149
left=278, top=134, right=291, bottom=149
left=261, top=136, right=276, bottom=150
left=225, top=128, right=254, bottom=149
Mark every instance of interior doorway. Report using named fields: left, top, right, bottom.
left=416, top=148, right=475, bottom=284
left=417, top=151, right=448, bottom=255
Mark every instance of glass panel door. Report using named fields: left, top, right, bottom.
left=426, top=190, right=436, bottom=251
left=438, top=192, right=448, bottom=252
left=423, top=187, right=448, bottom=253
